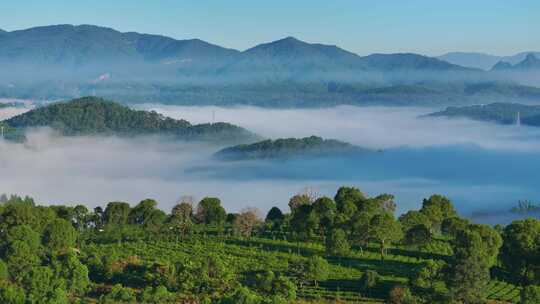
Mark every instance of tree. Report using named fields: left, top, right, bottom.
left=220, top=286, right=261, bottom=304
left=412, top=259, right=445, bottom=290
left=399, top=210, right=431, bottom=233
left=312, top=197, right=337, bottom=238
left=521, top=285, right=540, bottom=304
left=289, top=204, right=317, bottom=240
left=334, top=187, right=366, bottom=209
left=500, top=219, right=540, bottom=285
left=4, top=225, right=41, bottom=254
left=248, top=270, right=296, bottom=301
left=196, top=197, right=226, bottom=226
left=448, top=226, right=501, bottom=304
left=288, top=194, right=311, bottom=213
left=72, top=205, right=89, bottom=231
left=104, top=202, right=131, bottom=226
left=129, top=199, right=166, bottom=230
left=325, top=228, right=350, bottom=256
left=387, top=285, right=418, bottom=304
left=5, top=241, right=40, bottom=281
left=265, top=207, right=284, bottom=223
left=420, top=195, right=457, bottom=233
left=170, top=202, right=194, bottom=239
left=441, top=217, right=470, bottom=238
left=404, top=224, right=432, bottom=248
left=233, top=208, right=262, bottom=237
left=101, top=284, right=136, bottom=303
left=139, top=285, right=174, bottom=303
left=305, top=256, right=329, bottom=287
left=360, top=270, right=379, bottom=296
left=369, top=213, right=403, bottom=259
left=43, top=218, right=78, bottom=252
left=52, top=253, right=90, bottom=295
left=0, top=281, right=25, bottom=304
left=22, top=266, right=61, bottom=303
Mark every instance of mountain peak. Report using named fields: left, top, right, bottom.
left=491, top=61, right=513, bottom=71
left=524, top=53, right=539, bottom=62
left=514, top=53, right=540, bottom=70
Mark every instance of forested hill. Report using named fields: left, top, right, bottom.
left=427, top=102, right=540, bottom=127
left=2, top=97, right=259, bottom=142
left=215, top=136, right=371, bottom=160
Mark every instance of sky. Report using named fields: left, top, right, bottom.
left=1, top=1, right=539, bottom=56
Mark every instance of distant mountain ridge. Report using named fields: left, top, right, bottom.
left=438, top=52, right=540, bottom=70
left=0, top=24, right=238, bottom=70
left=1, top=24, right=540, bottom=107
left=0, top=25, right=469, bottom=73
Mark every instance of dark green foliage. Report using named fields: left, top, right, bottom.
left=325, top=228, right=350, bottom=256
left=412, top=259, right=445, bottom=290
left=43, top=218, right=77, bottom=251
left=521, top=285, right=540, bottom=304
left=265, top=207, right=284, bottom=223
left=101, top=284, right=137, bottom=303
left=104, top=202, right=131, bottom=226
left=500, top=218, right=540, bottom=285
left=196, top=197, right=227, bottom=226
left=0, top=281, right=25, bottom=304
left=448, top=225, right=502, bottom=304
left=0, top=188, right=532, bottom=303
left=360, top=270, right=379, bottom=293
left=369, top=213, right=403, bottom=259
left=441, top=217, right=470, bottom=237
left=420, top=195, right=458, bottom=232
left=215, top=136, right=368, bottom=160
left=220, top=286, right=261, bottom=304
left=404, top=224, right=432, bottom=247
left=3, top=97, right=258, bottom=143
left=387, top=285, right=418, bottom=304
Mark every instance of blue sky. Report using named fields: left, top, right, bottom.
left=1, top=0, right=538, bottom=56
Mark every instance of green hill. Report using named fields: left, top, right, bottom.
left=427, top=102, right=540, bottom=126
left=215, top=136, right=370, bottom=160
left=2, top=97, right=259, bottom=143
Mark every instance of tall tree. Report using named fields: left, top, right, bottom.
left=233, top=208, right=262, bottom=238
left=196, top=197, right=226, bottom=226
left=369, top=213, right=403, bottom=260
left=500, top=219, right=540, bottom=285
left=104, top=202, right=131, bottom=226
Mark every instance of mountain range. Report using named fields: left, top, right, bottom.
left=438, top=52, right=540, bottom=70
left=0, top=24, right=539, bottom=107
left=0, top=25, right=473, bottom=75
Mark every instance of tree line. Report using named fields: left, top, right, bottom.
left=0, top=187, right=539, bottom=304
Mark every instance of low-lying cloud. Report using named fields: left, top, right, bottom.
left=2, top=105, right=540, bottom=223
left=141, top=104, right=540, bottom=152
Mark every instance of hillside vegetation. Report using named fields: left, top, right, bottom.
left=0, top=187, right=538, bottom=303
left=428, top=102, right=540, bottom=127
left=1, top=97, right=258, bottom=143
left=215, top=136, right=370, bottom=161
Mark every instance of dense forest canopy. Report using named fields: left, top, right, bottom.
left=1, top=97, right=259, bottom=143
left=215, top=136, right=371, bottom=161
left=0, top=188, right=538, bottom=303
